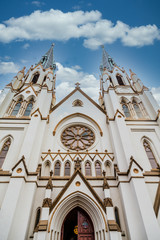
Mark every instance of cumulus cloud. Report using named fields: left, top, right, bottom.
left=56, top=62, right=99, bottom=101
left=0, top=9, right=159, bottom=49
left=0, top=61, right=19, bottom=74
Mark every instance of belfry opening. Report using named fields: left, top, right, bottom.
left=61, top=207, right=94, bottom=240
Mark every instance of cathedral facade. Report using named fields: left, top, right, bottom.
left=0, top=45, right=160, bottom=240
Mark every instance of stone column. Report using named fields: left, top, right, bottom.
left=35, top=171, right=53, bottom=240
left=103, top=171, right=122, bottom=240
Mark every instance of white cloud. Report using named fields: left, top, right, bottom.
left=32, top=1, right=45, bottom=7
left=23, top=43, right=30, bottom=49
left=0, top=9, right=159, bottom=49
left=56, top=62, right=99, bottom=101
left=71, top=65, right=82, bottom=70
left=0, top=61, right=19, bottom=74
left=151, top=87, right=160, bottom=106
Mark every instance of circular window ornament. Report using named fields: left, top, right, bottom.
left=16, top=168, right=22, bottom=173
left=133, top=168, right=139, bottom=174
left=75, top=181, right=81, bottom=186
left=61, top=125, right=95, bottom=151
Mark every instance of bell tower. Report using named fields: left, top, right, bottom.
left=99, top=46, right=160, bottom=239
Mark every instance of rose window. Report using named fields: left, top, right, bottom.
left=61, top=125, right=95, bottom=151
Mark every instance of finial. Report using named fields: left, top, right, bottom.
left=129, top=69, right=136, bottom=77
left=101, top=45, right=104, bottom=49
left=102, top=170, right=106, bottom=177
left=50, top=170, right=53, bottom=177
left=102, top=170, right=110, bottom=190
left=46, top=170, right=53, bottom=190
left=75, top=82, right=80, bottom=88
left=51, top=43, right=55, bottom=47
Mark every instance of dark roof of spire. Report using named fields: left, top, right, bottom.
left=100, top=45, right=116, bottom=72
left=38, top=43, right=56, bottom=71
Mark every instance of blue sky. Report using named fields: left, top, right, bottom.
left=0, top=0, right=160, bottom=103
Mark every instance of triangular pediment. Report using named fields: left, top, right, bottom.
left=50, top=87, right=106, bottom=114
left=50, top=170, right=105, bottom=213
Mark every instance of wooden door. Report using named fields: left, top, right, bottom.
left=78, top=210, right=94, bottom=240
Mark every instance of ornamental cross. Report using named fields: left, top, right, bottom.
left=75, top=82, right=80, bottom=88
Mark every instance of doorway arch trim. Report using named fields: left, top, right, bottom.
left=48, top=191, right=107, bottom=233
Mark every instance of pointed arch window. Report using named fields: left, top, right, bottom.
left=116, top=75, right=124, bottom=85
left=95, top=161, right=102, bottom=176
left=133, top=101, right=143, bottom=118
left=143, top=140, right=158, bottom=169
left=115, top=207, right=121, bottom=229
left=64, top=162, right=70, bottom=176
left=43, top=75, right=47, bottom=83
left=0, top=138, right=11, bottom=168
left=122, top=103, right=131, bottom=118
left=34, top=208, right=41, bottom=231
left=85, top=162, right=91, bottom=176
left=24, top=101, right=33, bottom=116
left=54, top=162, right=60, bottom=176
left=32, top=73, right=40, bottom=84
left=11, top=99, right=22, bottom=116
left=109, top=77, right=113, bottom=85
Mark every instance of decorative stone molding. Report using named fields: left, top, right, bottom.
left=104, top=198, right=113, bottom=207
left=74, top=158, right=82, bottom=171
left=38, top=220, right=48, bottom=231
left=42, top=198, right=52, bottom=208
left=108, top=220, right=120, bottom=231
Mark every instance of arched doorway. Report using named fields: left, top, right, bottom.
left=61, top=207, right=94, bottom=240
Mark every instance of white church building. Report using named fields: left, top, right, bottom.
left=0, top=44, right=160, bottom=240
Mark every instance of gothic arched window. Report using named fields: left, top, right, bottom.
left=105, top=161, right=112, bottom=176
left=0, top=138, right=11, bottom=168
left=116, top=75, right=124, bottom=85
left=43, top=75, right=47, bottom=83
left=122, top=104, right=131, bottom=118
left=133, top=101, right=143, bottom=118
left=143, top=140, right=158, bottom=169
left=64, top=162, right=70, bottom=176
left=109, top=77, right=113, bottom=85
left=24, top=101, right=33, bottom=116
left=44, top=161, right=51, bottom=176
left=32, top=73, right=40, bottom=84
left=95, top=161, right=102, bottom=176
left=115, top=207, right=121, bottom=229
left=34, top=208, right=41, bottom=231
left=54, top=162, right=60, bottom=176
left=85, top=162, right=91, bottom=176
left=12, top=99, right=22, bottom=116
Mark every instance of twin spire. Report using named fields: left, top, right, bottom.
left=38, top=43, right=56, bottom=71
left=38, top=44, right=115, bottom=74
left=100, top=45, right=116, bottom=73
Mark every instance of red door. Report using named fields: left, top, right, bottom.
left=78, top=210, right=94, bottom=240
left=61, top=207, right=94, bottom=240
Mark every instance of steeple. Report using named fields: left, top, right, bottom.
left=38, top=43, right=56, bottom=71
left=100, top=45, right=116, bottom=73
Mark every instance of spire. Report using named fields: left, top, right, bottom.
left=38, top=43, right=56, bottom=71
left=100, top=45, right=116, bottom=73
